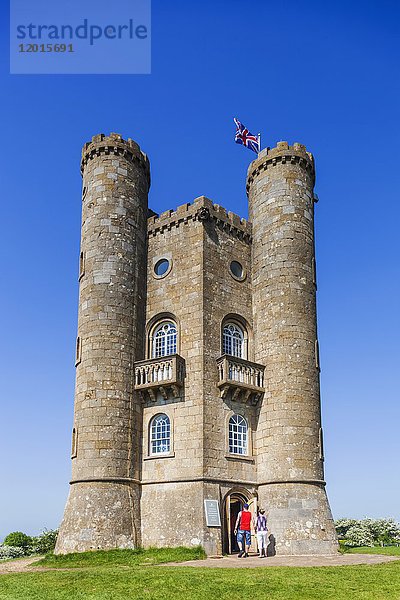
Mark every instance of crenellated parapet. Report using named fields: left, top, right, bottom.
left=80, top=132, right=150, bottom=187
left=148, top=195, right=252, bottom=243
left=246, top=141, right=315, bottom=194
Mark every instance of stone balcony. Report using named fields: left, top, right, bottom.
left=134, top=354, right=186, bottom=401
left=217, top=355, right=265, bottom=405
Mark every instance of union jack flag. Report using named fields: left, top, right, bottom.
left=234, top=118, right=260, bottom=153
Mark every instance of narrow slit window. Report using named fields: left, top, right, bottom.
left=315, top=339, right=320, bottom=370
left=319, top=427, right=324, bottom=461
left=71, top=427, right=78, bottom=458
left=79, top=251, right=85, bottom=280
left=312, top=257, right=317, bottom=286
left=75, top=336, right=82, bottom=365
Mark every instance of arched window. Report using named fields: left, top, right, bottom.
left=152, top=321, right=177, bottom=358
left=228, top=414, right=248, bottom=455
left=150, top=413, right=171, bottom=455
left=223, top=323, right=245, bottom=358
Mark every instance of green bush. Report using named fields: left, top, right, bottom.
left=31, top=529, right=58, bottom=554
left=2, top=532, right=32, bottom=552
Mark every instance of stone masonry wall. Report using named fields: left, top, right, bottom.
left=55, top=133, right=149, bottom=553
left=201, top=198, right=255, bottom=483
left=201, top=202, right=256, bottom=554
left=248, top=141, right=337, bottom=554
left=141, top=196, right=257, bottom=555
left=141, top=197, right=205, bottom=548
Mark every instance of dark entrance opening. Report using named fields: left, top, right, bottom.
left=230, top=497, right=242, bottom=553
left=224, top=492, right=249, bottom=554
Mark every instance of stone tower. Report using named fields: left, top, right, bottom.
left=247, top=142, right=337, bottom=554
left=55, top=134, right=150, bottom=553
left=56, top=133, right=337, bottom=556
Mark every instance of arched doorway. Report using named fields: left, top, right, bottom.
left=223, top=491, right=257, bottom=554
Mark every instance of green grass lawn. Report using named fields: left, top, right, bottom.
left=0, top=547, right=400, bottom=600
left=346, top=546, right=400, bottom=556
left=36, top=546, right=206, bottom=568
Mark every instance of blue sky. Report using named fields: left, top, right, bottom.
left=1, top=0, right=399, bottom=540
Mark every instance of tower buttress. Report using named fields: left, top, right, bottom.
left=55, top=133, right=149, bottom=554
left=248, top=142, right=338, bottom=555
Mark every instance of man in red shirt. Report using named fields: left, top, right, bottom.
left=234, top=503, right=252, bottom=558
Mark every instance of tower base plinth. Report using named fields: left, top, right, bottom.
left=55, top=481, right=140, bottom=555
left=258, top=482, right=338, bottom=556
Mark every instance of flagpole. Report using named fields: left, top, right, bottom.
left=258, top=133, right=261, bottom=153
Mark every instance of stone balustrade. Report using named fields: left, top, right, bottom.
left=217, top=354, right=265, bottom=405
left=134, top=354, right=186, bottom=401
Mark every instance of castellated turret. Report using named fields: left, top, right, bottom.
left=247, top=142, right=337, bottom=554
left=55, top=134, right=150, bottom=553
left=56, top=133, right=337, bottom=556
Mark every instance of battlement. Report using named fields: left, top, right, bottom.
left=148, top=195, right=252, bottom=242
left=246, top=141, right=315, bottom=194
left=263, top=141, right=313, bottom=163
left=80, top=133, right=150, bottom=185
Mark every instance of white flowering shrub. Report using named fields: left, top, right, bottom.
left=344, top=524, right=374, bottom=547
left=0, top=546, right=24, bottom=560
left=335, top=519, right=357, bottom=538
left=30, top=529, right=58, bottom=555
left=335, top=518, right=400, bottom=547
left=1, top=528, right=59, bottom=557
left=364, top=519, right=400, bottom=545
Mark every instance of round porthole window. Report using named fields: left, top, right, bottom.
left=154, top=258, right=171, bottom=278
left=230, top=260, right=245, bottom=281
